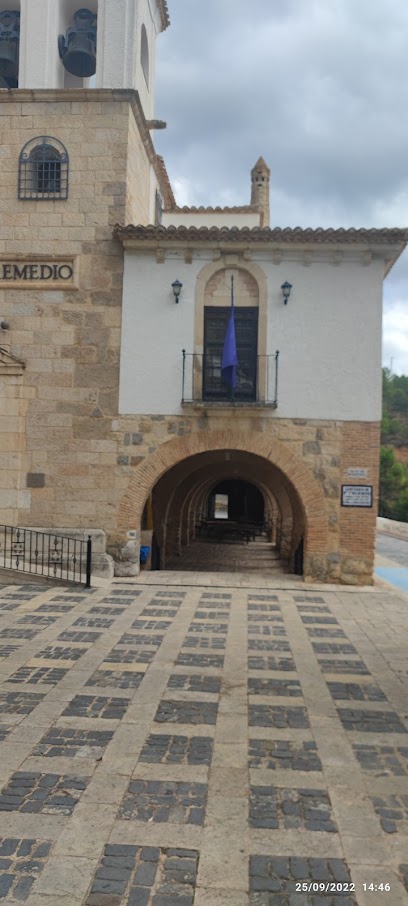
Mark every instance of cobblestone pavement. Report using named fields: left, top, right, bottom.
left=0, top=577, right=407, bottom=905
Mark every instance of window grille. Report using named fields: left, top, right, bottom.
left=18, top=137, right=69, bottom=200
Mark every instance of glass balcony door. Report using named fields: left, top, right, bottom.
left=203, top=307, right=258, bottom=401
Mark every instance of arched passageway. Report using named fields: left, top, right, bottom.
left=117, top=430, right=329, bottom=580
left=209, top=479, right=265, bottom=524
left=145, top=450, right=304, bottom=574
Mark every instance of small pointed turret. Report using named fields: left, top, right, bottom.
left=251, top=157, right=270, bottom=227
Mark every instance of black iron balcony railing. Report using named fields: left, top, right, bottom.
left=0, top=526, right=92, bottom=587
left=181, top=350, right=279, bottom=406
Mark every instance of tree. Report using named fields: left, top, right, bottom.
left=381, top=368, right=408, bottom=446
left=379, top=447, right=408, bottom=519
left=379, top=370, right=408, bottom=521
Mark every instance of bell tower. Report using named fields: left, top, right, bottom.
left=1, top=0, right=169, bottom=119
left=251, top=156, right=270, bottom=227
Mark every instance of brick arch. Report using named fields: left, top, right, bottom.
left=117, top=429, right=329, bottom=555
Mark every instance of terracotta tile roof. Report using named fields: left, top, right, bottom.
left=155, top=155, right=176, bottom=210
left=115, top=224, right=408, bottom=245
left=157, top=0, right=170, bottom=31
left=170, top=205, right=260, bottom=214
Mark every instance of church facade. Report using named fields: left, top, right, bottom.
left=0, top=0, right=406, bottom=584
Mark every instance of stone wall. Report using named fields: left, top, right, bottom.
left=114, top=416, right=379, bottom=585
left=0, top=89, right=153, bottom=530
left=338, top=421, right=380, bottom=584
left=0, top=351, right=27, bottom=526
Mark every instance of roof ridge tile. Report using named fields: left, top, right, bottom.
left=115, top=224, right=408, bottom=244
left=172, top=204, right=260, bottom=213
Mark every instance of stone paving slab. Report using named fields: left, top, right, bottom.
left=0, top=576, right=407, bottom=904
left=248, top=739, right=322, bottom=772
left=0, top=836, right=51, bottom=902
left=352, top=743, right=408, bottom=776
left=85, top=844, right=200, bottom=905
left=139, top=734, right=214, bottom=766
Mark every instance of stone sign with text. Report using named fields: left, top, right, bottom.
left=345, top=467, right=368, bottom=479
left=341, top=485, right=373, bottom=508
left=0, top=260, right=76, bottom=288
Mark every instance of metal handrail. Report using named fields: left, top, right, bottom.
left=181, top=350, right=279, bottom=406
left=0, top=525, right=92, bottom=587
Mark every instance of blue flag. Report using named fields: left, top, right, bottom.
left=221, top=275, right=238, bottom=389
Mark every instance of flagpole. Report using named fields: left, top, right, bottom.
left=221, top=272, right=238, bottom=400
left=231, top=275, right=234, bottom=401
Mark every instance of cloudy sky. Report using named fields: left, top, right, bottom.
left=154, top=0, right=408, bottom=375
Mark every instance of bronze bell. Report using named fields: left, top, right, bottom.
left=58, top=8, right=97, bottom=79
left=0, top=11, right=20, bottom=85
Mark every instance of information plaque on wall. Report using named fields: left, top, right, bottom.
left=341, top=485, right=373, bottom=508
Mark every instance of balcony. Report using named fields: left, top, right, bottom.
left=181, top=350, right=279, bottom=408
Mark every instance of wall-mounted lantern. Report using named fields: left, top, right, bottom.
left=172, top=279, right=183, bottom=303
left=281, top=281, right=292, bottom=304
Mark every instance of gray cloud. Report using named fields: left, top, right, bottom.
left=155, top=0, right=408, bottom=371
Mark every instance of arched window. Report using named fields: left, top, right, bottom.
left=18, top=137, right=69, bottom=200
left=140, top=24, right=149, bottom=87
left=202, top=268, right=260, bottom=402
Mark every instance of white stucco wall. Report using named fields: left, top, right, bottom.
left=119, top=251, right=197, bottom=415
left=261, top=254, right=384, bottom=421
left=96, top=0, right=158, bottom=115
left=162, top=211, right=261, bottom=228
left=119, top=248, right=385, bottom=421
left=19, top=0, right=61, bottom=89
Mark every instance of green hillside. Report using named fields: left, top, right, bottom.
left=380, top=369, right=408, bottom=521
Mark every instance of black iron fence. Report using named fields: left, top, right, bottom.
left=182, top=350, right=279, bottom=405
left=0, top=526, right=92, bottom=587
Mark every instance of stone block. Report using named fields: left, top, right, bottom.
left=26, top=473, right=45, bottom=488
left=106, top=536, right=139, bottom=577
left=73, top=418, right=112, bottom=440
left=0, top=490, right=18, bottom=507
left=303, top=440, right=321, bottom=454
left=74, top=365, right=118, bottom=388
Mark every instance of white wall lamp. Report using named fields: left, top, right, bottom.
left=281, top=281, right=292, bottom=304
left=172, top=279, right=183, bottom=303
